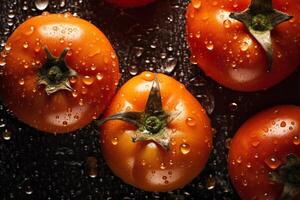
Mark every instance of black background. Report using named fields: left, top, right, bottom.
left=0, top=0, right=299, bottom=199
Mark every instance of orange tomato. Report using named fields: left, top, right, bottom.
left=0, top=13, right=120, bottom=133
left=100, top=72, right=213, bottom=192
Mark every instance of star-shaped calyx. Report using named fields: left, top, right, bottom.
left=97, top=75, right=180, bottom=150
left=269, top=154, right=300, bottom=200
left=229, top=0, right=292, bottom=71
left=38, top=47, right=77, bottom=95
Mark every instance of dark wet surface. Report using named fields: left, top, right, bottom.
left=0, top=0, right=299, bottom=199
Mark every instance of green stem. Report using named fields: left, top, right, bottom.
left=229, top=0, right=292, bottom=71
left=269, top=154, right=300, bottom=200
left=38, top=47, right=77, bottom=95
left=97, top=74, right=172, bottom=149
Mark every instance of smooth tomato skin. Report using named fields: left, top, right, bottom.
left=105, top=0, right=155, bottom=8
left=228, top=105, right=300, bottom=200
left=186, top=0, right=300, bottom=92
left=0, top=13, right=120, bottom=133
left=100, top=72, right=213, bottom=192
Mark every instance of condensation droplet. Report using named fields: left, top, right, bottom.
left=205, top=42, right=214, bottom=50
left=264, top=155, right=282, bottom=170
left=160, top=163, right=166, bottom=170
left=0, top=60, right=6, bottom=67
left=293, top=135, right=300, bottom=145
left=236, top=156, right=242, bottom=164
left=19, top=78, right=25, bottom=85
left=23, top=42, right=29, bottom=49
left=223, top=19, right=232, bottom=29
left=186, top=117, right=196, bottom=127
left=142, top=72, right=154, bottom=81
left=242, top=179, right=248, bottom=187
left=96, top=73, right=103, bottom=81
left=240, top=42, right=249, bottom=51
left=180, top=143, right=191, bottom=155
left=35, top=0, right=49, bottom=10
left=163, top=57, right=177, bottom=74
left=111, top=137, right=118, bottom=145
left=129, top=65, right=138, bottom=76
left=280, top=121, right=286, bottom=127
left=205, top=176, right=216, bottom=190
left=2, top=130, right=12, bottom=140
left=82, top=76, right=94, bottom=86
left=191, top=0, right=201, bottom=9
left=86, top=156, right=98, bottom=178
left=228, top=102, right=238, bottom=112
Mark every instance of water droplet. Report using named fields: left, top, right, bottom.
left=293, top=135, right=300, bottom=145
left=236, top=156, right=242, bottom=164
left=132, top=47, right=144, bottom=58
left=141, top=160, right=146, bottom=166
left=205, top=176, right=216, bottom=190
left=86, top=156, right=98, bottom=178
left=82, top=76, right=94, bottom=86
left=223, top=19, right=231, bottom=29
left=59, top=38, right=65, bottom=44
left=205, top=42, right=214, bottom=50
left=60, top=0, right=66, bottom=7
left=191, top=0, right=201, bottom=9
left=160, top=163, right=166, bottom=170
left=24, top=26, right=35, bottom=36
left=264, top=155, right=281, bottom=170
left=180, top=143, right=191, bottom=155
left=96, top=73, right=103, bottom=81
left=240, top=42, right=249, bottom=51
left=69, top=76, right=77, bottom=84
left=5, top=44, right=12, bottom=51
left=23, top=42, right=29, bottom=49
left=163, top=57, right=177, bottom=74
left=35, top=0, right=49, bottom=10
left=0, top=60, right=6, bottom=67
left=25, top=185, right=33, bottom=195
left=2, top=130, right=12, bottom=140
left=129, top=65, right=138, bottom=76
left=19, top=78, right=25, bottom=85
left=62, top=121, right=68, bottom=126
left=79, top=99, right=84, bottom=106
left=228, top=102, right=238, bottom=112
left=111, top=137, right=118, bottom=145
left=242, top=179, right=248, bottom=187
left=280, top=121, right=286, bottom=127
left=142, top=72, right=154, bottom=81
left=186, top=117, right=196, bottom=127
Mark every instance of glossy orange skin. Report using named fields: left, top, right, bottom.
left=0, top=13, right=120, bottom=133
left=100, top=72, right=213, bottom=192
left=105, top=0, right=155, bottom=8
left=228, top=105, right=300, bottom=200
left=186, top=0, right=300, bottom=92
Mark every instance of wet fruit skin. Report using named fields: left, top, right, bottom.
left=186, top=0, right=300, bottom=92
left=105, top=0, right=155, bottom=8
left=100, top=72, right=213, bottom=192
left=0, top=13, right=120, bottom=133
left=228, top=105, right=300, bottom=200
